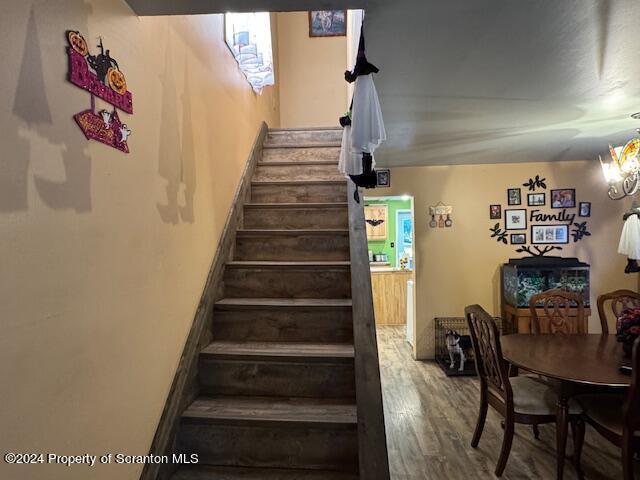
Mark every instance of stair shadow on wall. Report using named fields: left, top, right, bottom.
left=157, top=35, right=196, bottom=224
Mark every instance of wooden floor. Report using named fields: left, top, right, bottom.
left=376, top=326, right=629, bottom=480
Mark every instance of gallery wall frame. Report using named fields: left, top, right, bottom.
left=507, top=188, right=521, bottom=205
left=531, top=224, right=569, bottom=244
left=551, top=188, right=576, bottom=209
left=505, top=209, right=527, bottom=230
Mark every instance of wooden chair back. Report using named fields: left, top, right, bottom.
left=624, top=337, right=640, bottom=435
left=529, top=289, right=585, bottom=334
left=597, top=290, right=640, bottom=335
left=465, top=305, right=512, bottom=404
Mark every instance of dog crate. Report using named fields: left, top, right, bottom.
left=434, top=316, right=504, bottom=377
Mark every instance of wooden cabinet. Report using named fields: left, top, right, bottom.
left=371, top=270, right=413, bottom=325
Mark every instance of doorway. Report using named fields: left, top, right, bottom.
left=364, top=195, right=416, bottom=347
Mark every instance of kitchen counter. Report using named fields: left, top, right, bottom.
left=370, top=269, right=414, bottom=325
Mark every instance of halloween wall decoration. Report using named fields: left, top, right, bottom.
left=365, top=204, right=388, bottom=240
left=429, top=202, right=453, bottom=229
left=66, top=31, right=133, bottom=153
left=489, top=177, right=592, bottom=256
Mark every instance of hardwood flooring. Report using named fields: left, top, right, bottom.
left=377, top=326, right=629, bottom=479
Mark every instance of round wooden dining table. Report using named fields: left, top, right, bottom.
left=501, top=334, right=631, bottom=480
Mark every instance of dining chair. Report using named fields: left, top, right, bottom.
left=597, top=290, right=640, bottom=334
left=574, top=337, right=640, bottom=480
left=465, top=304, right=583, bottom=477
left=529, top=289, right=585, bottom=335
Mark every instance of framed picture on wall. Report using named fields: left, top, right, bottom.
left=511, top=233, right=527, bottom=245
left=551, top=189, right=576, bottom=208
left=579, top=201, right=591, bottom=217
left=527, top=193, right=545, bottom=206
left=308, top=10, right=347, bottom=37
left=507, top=188, right=521, bottom=205
left=376, top=169, right=391, bottom=188
left=489, top=204, right=502, bottom=220
left=505, top=209, right=527, bottom=230
left=531, top=224, right=569, bottom=244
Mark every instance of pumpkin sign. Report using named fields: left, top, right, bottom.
left=66, top=30, right=133, bottom=153
left=67, top=30, right=88, bottom=57
left=107, top=67, right=127, bottom=95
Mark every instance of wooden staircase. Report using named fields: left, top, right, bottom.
left=167, top=128, right=367, bottom=480
left=144, top=126, right=388, bottom=480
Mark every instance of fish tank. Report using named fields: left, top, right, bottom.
left=502, top=257, right=590, bottom=308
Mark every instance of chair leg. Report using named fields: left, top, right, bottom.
left=495, top=416, right=515, bottom=477
left=471, top=387, right=488, bottom=448
left=622, top=432, right=635, bottom=480
left=532, top=424, right=540, bottom=440
left=571, top=417, right=585, bottom=480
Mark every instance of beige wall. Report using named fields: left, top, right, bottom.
left=0, top=2, right=279, bottom=479
left=382, top=161, right=637, bottom=359
left=277, top=12, right=348, bottom=128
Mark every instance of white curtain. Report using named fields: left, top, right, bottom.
left=225, top=13, right=275, bottom=94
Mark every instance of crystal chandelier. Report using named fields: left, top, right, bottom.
left=600, top=117, right=640, bottom=200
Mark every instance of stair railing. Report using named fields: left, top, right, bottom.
left=347, top=181, right=391, bottom=480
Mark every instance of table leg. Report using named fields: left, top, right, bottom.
left=556, top=387, right=569, bottom=480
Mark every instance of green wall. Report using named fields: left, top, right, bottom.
left=364, top=197, right=412, bottom=268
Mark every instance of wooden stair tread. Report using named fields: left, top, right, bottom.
left=215, top=298, right=352, bottom=308
left=237, top=229, right=349, bottom=236
left=183, top=396, right=357, bottom=426
left=172, top=465, right=358, bottom=480
left=258, top=160, right=338, bottom=166
left=269, top=127, right=342, bottom=132
left=226, top=261, right=350, bottom=268
left=244, top=202, right=347, bottom=208
left=252, top=179, right=346, bottom=185
left=202, top=341, right=355, bottom=360
left=263, top=143, right=342, bottom=149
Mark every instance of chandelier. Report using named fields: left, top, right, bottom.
left=600, top=121, right=640, bottom=200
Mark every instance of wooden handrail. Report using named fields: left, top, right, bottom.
left=347, top=181, right=391, bottom=480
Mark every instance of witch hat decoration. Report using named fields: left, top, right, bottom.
left=344, top=25, right=379, bottom=83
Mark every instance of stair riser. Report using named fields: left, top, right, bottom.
left=265, top=130, right=342, bottom=145
left=213, top=307, right=353, bottom=343
left=224, top=267, right=351, bottom=298
left=251, top=183, right=347, bottom=203
left=235, top=233, right=349, bottom=261
left=254, top=165, right=344, bottom=182
left=199, top=358, right=356, bottom=398
left=244, top=207, right=348, bottom=229
left=176, top=423, right=358, bottom=472
left=261, top=147, right=341, bottom=163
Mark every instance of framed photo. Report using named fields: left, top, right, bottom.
left=551, top=189, right=576, bottom=209
left=579, top=201, right=591, bottom=217
left=531, top=224, right=569, bottom=244
left=505, top=209, right=527, bottom=230
left=308, top=10, right=347, bottom=37
left=376, top=169, right=391, bottom=188
left=507, top=188, right=521, bottom=205
left=489, top=204, right=502, bottom=220
left=527, top=193, right=546, bottom=206
left=511, top=233, right=527, bottom=245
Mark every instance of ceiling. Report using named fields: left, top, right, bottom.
left=123, top=0, right=366, bottom=15
left=125, top=0, right=640, bottom=166
left=365, top=0, right=640, bottom=166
